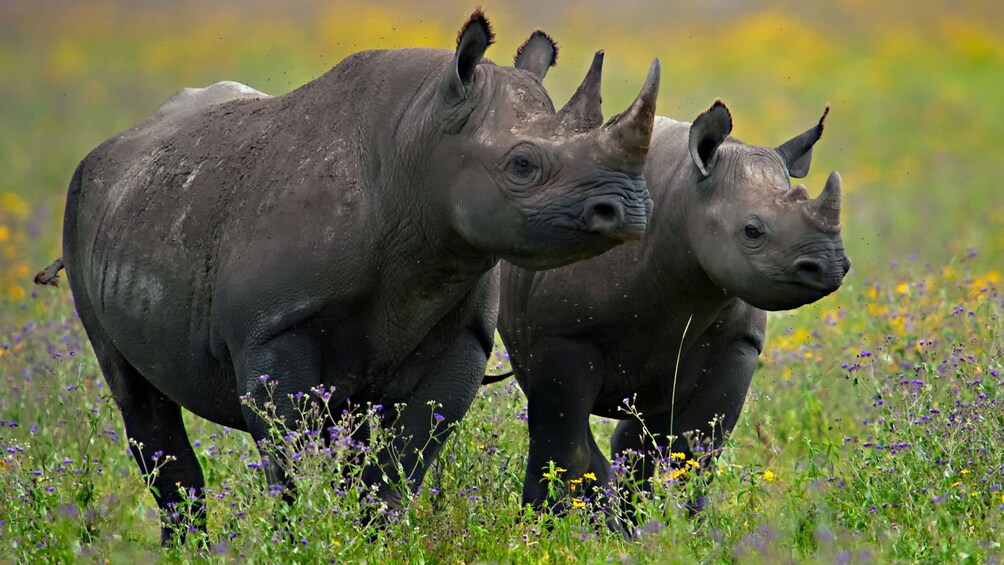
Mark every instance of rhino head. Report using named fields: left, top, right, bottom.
left=684, top=100, right=850, bottom=310
left=431, top=12, right=658, bottom=270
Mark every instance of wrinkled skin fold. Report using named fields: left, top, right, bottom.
left=498, top=100, right=850, bottom=532
left=46, top=11, right=660, bottom=543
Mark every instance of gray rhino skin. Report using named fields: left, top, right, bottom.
left=498, top=100, right=850, bottom=521
left=50, top=13, right=661, bottom=541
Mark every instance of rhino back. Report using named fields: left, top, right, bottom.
left=64, top=48, right=455, bottom=419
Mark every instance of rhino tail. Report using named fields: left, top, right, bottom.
left=34, top=257, right=65, bottom=287
left=481, top=370, right=514, bottom=386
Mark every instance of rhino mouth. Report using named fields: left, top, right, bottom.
left=752, top=278, right=843, bottom=311
left=790, top=277, right=833, bottom=293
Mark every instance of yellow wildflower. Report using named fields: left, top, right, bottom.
left=571, top=498, right=585, bottom=509
left=763, top=470, right=777, bottom=482
left=960, top=469, right=970, bottom=475
left=542, top=467, right=566, bottom=480
left=0, top=193, right=29, bottom=218
left=9, top=285, right=25, bottom=301
left=670, top=452, right=686, bottom=461
left=0, top=225, right=8, bottom=242
left=895, top=282, right=910, bottom=294
left=582, top=472, right=596, bottom=481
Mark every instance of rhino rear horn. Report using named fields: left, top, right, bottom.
left=689, top=100, right=733, bottom=177
left=552, top=50, right=604, bottom=133
left=513, top=30, right=558, bottom=80
left=777, top=104, right=829, bottom=178
left=600, top=58, right=660, bottom=169
left=442, top=9, right=495, bottom=105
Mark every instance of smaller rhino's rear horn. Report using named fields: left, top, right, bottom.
left=554, top=50, right=605, bottom=133
left=600, top=58, right=661, bottom=169
left=809, top=171, right=843, bottom=229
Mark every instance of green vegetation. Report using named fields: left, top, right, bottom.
left=1, top=1, right=1001, bottom=562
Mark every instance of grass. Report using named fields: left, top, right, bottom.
left=1, top=1, right=1002, bottom=562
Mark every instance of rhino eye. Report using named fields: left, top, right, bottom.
left=504, top=152, right=541, bottom=186
left=744, top=225, right=763, bottom=240
left=512, top=157, right=533, bottom=177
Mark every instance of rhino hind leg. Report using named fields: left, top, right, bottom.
left=90, top=335, right=206, bottom=545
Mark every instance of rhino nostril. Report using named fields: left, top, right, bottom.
left=794, top=259, right=825, bottom=286
left=583, top=198, right=648, bottom=242
left=797, top=260, right=821, bottom=275
left=584, top=199, right=644, bottom=241
left=592, top=203, right=618, bottom=224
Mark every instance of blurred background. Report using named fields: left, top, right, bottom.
left=0, top=3, right=1001, bottom=557
left=1, top=0, right=1001, bottom=307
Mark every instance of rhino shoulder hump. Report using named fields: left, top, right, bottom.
left=154, top=81, right=269, bottom=118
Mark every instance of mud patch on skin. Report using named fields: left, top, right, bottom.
left=181, top=162, right=203, bottom=191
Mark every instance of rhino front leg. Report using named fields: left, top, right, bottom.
left=611, top=327, right=760, bottom=517
left=520, top=338, right=608, bottom=511
left=235, top=330, right=326, bottom=503
left=361, top=328, right=488, bottom=508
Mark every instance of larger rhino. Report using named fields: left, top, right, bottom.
left=496, top=100, right=849, bottom=524
left=36, top=11, right=660, bottom=541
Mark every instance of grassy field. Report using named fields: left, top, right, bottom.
left=1, top=1, right=1002, bottom=562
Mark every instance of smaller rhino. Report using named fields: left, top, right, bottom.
left=497, top=100, right=850, bottom=523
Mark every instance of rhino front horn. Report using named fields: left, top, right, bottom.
left=601, top=58, right=660, bottom=169
left=810, top=171, right=843, bottom=229
left=555, top=50, right=604, bottom=133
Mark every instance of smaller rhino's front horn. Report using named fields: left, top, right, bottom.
left=600, top=58, right=661, bottom=169
left=809, top=171, right=843, bottom=229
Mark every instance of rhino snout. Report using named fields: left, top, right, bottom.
left=792, top=255, right=849, bottom=292
left=583, top=197, right=648, bottom=242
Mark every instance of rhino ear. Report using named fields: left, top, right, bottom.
left=689, top=100, right=732, bottom=177
left=513, top=30, right=558, bottom=80
left=443, top=9, right=495, bottom=105
left=777, top=104, right=829, bottom=178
